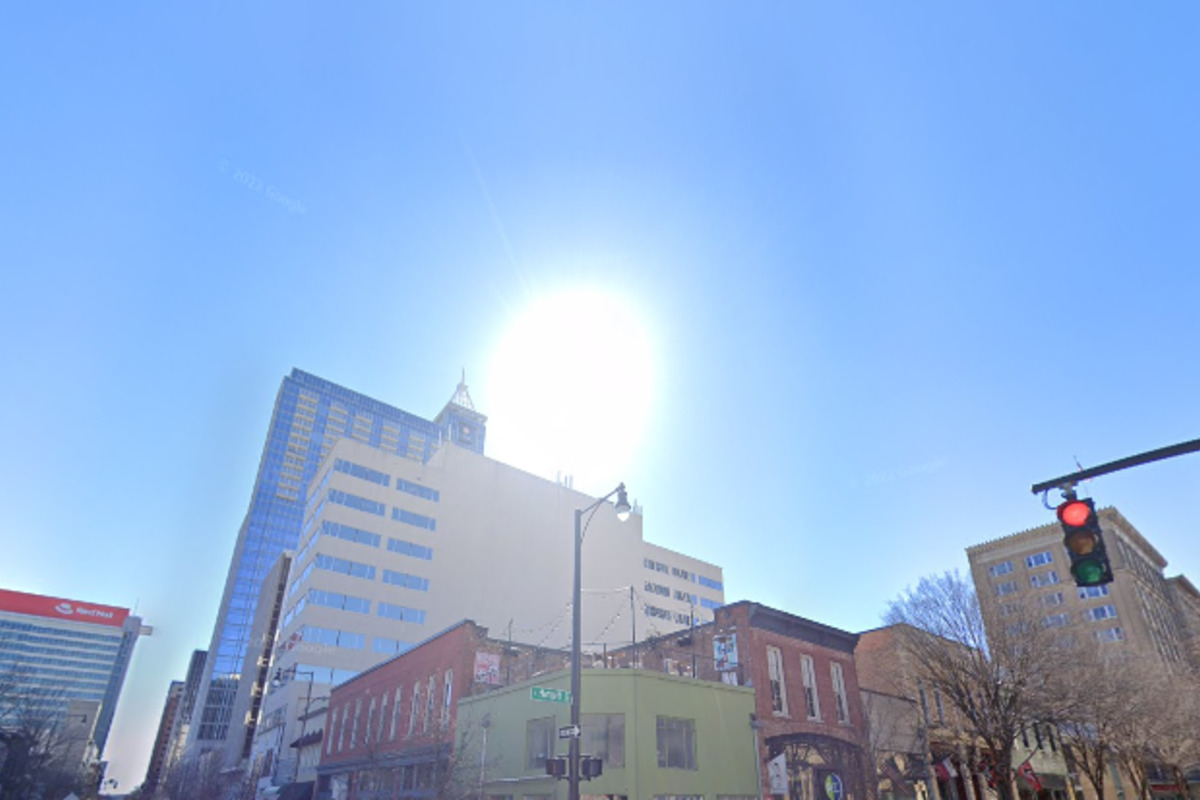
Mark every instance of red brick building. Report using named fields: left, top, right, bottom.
left=611, top=601, right=869, bottom=800
left=315, top=620, right=568, bottom=800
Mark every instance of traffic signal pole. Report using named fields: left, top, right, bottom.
left=1030, top=436, right=1200, bottom=496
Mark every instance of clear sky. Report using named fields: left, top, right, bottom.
left=3, top=2, right=1199, bottom=790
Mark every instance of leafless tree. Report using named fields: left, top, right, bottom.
left=156, top=752, right=244, bottom=800
left=884, top=572, right=1073, bottom=800
left=0, top=665, right=94, bottom=800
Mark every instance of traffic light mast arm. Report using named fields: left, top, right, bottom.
left=1030, top=436, right=1200, bottom=496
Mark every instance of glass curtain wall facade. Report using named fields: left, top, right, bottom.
left=0, top=595, right=144, bottom=757
left=188, top=369, right=485, bottom=761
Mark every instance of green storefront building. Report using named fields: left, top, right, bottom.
left=454, top=668, right=760, bottom=800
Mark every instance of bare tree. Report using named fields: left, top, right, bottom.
left=885, top=572, right=1072, bottom=800
left=0, top=666, right=94, bottom=800
left=156, top=752, right=245, bottom=800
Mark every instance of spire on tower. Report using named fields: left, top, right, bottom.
left=448, top=368, right=476, bottom=411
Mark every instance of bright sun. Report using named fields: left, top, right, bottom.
left=485, top=288, right=656, bottom=492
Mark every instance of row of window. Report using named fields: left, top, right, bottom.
left=529, top=714, right=704, bottom=772
left=296, top=520, right=433, bottom=567
left=382, top=570, right=429, bottom=591
left=766, top=646, right=851, bottom=724
left=334, top=458, right=390, bottom=488
left=988, top=549, right=1056, bottom=579
left=640, top=561, right=723, bottom=592
left=392, top=507, right=437, bottom=531
left=326, top=669, right=454, bottom=757
left=995, top=570, right=1061, bottom=595
left=0, top=619, right=122, bottom=647
left=331, top=458, right=443, bottom=504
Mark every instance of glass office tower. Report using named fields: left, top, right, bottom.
left=0, top=588, right=145, bottom=761
left=187, top=369, right=485, bottom=763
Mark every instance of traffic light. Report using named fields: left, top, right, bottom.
left=581, top=756, right=604, bottom=780
left=545, top=757, right=567, bottom=780
left=1056, top=497, right=1113, bottom=587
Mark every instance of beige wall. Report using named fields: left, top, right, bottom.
left=965, top=508, right=1188, bottom=669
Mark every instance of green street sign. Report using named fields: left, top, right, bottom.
left=531, top=686, right=571, bottom=704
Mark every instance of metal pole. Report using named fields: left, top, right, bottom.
left=630, top=585, right=637, bottom=668
left=570, top=507, right=583, bottom=800
left=1030, top=436, right=1200, bottom=495
left=292, top=671, right=312, bottom=784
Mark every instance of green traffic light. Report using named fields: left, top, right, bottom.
left=1072, top=559, right=1106, bottom=586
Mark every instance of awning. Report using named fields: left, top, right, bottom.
left=289, top=729, right=323, bottom=749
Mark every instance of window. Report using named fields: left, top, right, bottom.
left=387, top=537, right=433, bottom=560
left=424, top=676, right=435, bottom=732
left=989, top=561, right=1014, bottom=577
left=582, top=714, right=625, bottom=768
left=333, top=458, right=391, bottom=487
left=382, top=570, right=430, bottom=591
left=767, top=646, right=788, bottom=715
left=1026, top=551, right=1054, bottom=568
left=396, top=478, right=439, bottom=502
left=408, top=683, right=421, bottom=736
left=527, top=717, right=555, bottom=769
left=351, top=698, right=362, bottom=749
left=365, top=698, right=376, bottom=745
left=1030, top=571, right=1060, bottom=588
left=1041, top=592, right=1065, bottom=607
left=644, top=582, right=670, bottom=597
left=1087, top=604, right=1118, bottom=621
left=800, top=655, right=821, bottom=719
left=442, top=669, right=453, bottom=725
left=393, top=507, right=437, bottom=531
left=996, top=581, right=1018, bottom=596
left=656, top=716, right=696, bottom=770
left=313, top=554, right=376, bottom=581
left=933, top=688, right=945, bottom=724
left=376, top=693, right=388, bottom=743
left=327, top=707, right=338, bottom=755
left=378, top=603, right=426, bottom=624
left=328, top=488, right=386, bottom=516
left=1079, top=585, right=1111, bottom=599
left=831, top=662, right=850, bottom=723
left=1044, top=613, right=1071, bottom=628
left=390, top=686, right=402, bottom=740
left=338, top=704, right=348, bottom=752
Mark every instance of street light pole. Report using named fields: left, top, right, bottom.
left=273, top=666, right=315, bottom=785
left=569, top=483, right=631, bottom=800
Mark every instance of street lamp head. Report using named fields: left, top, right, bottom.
left=614, top=484, right=631, bottom=522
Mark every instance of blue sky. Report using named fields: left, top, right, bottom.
left=3, top=2, right=1200, bottom=789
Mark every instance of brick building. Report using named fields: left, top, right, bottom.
left=610, top=600, right=869, bottom=800
left=313, top=620, right=568, bottom=800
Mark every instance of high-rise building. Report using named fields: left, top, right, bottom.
left=253, top=435, right=724, bottom=785
left=966, top=506, right=1193, bottom=671
left=0, top=588, right=146, bottom=764
left=188, top=369, right=486, bottom=762
left=143, top=681, right=183, bottom=793
left=165, top=648, right=206, bottom=771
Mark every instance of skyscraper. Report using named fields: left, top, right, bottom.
left=0, top=588, right=146, bottom=764
left=188, top=369, right=485, bottom=763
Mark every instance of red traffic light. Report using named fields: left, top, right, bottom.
left=1057, top=500, right=1092, bottom=528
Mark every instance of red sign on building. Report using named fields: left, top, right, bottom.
left=0, top=588, right=130, bottom=628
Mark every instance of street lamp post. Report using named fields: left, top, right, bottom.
left=273, top=666, right=315, bottom=784
left=570, top=482, right=632, bottom=800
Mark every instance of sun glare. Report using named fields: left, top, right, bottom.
left=485, top=288, right=656, bottom=492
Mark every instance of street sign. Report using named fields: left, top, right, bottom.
left=531, top=686, right=571, bottom=704
left=558, top=724, right=581, bottom=739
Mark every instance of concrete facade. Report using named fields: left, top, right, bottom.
left=966, top=507, right=1192, bottom=671
left=254, top=435, right=724, bottom=791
